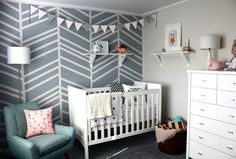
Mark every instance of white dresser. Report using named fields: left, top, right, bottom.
left=187, top=70, right=236, bottom=159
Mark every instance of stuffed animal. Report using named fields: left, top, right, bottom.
left=117, top=44, right=128, bottom=54
left=91, top=42, right=103, bottom=53
left=225, top=40, right=236, bottom=70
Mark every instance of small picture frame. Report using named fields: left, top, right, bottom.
left=96, top=41, right=109, bottom=53
left=164, top=23, right=182, bottom=51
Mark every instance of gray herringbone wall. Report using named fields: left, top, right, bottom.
left=0, top=1, right=142, bottom=148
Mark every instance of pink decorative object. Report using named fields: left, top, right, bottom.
left=208, top=60, right=225, bottom=70
left=24, top=107, right=54, bottom=138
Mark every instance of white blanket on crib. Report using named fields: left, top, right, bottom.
left=87, top=93, right=112, bottom=119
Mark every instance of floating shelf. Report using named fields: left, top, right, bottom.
left=84, top=53, right=132, bottom=67
left=150, top=51, right=193, bottom=67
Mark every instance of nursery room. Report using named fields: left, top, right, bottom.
left=0, top=0, right=236, bottom=158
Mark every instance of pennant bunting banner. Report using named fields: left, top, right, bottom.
left=48, top=13, right=56, bottom=22
left=75, top=22, right=82, bottom=31
left=66, top=20, right=73, bottom=29
left=38, top=9, right=47, bottom=19
left=92, top=25, right=100, bottom=33
left=124, top=23, right=131, bottom=31
left=109, top=25, right=116, bottom=33
left=131, top=21, right=137, bottom=29
left=101, top=25, right=108, bottom=33
left=57, top=17, right=64, bottom=26
left=139, top=19, right=144, bottom=27
left=30, top=5, right=38, bottom=14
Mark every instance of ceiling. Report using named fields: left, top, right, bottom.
left=30, top=0, right=186, bottom=15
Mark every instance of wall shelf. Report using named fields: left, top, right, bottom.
left=84, top=53, right=132, bottom=67
left=150, top=51, right=193, bottom=67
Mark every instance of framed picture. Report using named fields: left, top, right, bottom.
left=164, top=23, right=182, bottom=51
left=96, top=41, right=109, bottom=53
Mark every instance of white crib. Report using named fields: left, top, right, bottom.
left=68, top=81, right=162, bottom=159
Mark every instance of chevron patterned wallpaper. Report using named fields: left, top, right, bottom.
left=0, top=1, right=142, bottom=148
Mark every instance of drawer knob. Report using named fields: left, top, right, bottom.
left=201, top=80, right=206, bottom=83
left=233, top=82, right=236, bottom=85
left=232, top=99, right=236, bottom=102
left=200, top=94, right=205, bottom=97
left=197, top=152, right=203, bottom=156
left=227, top=130, right=234, bottom=134
left=199, top=122, right=204, bottom=126
left=198, top=136, right=204, bottom=139
left=229, top=115, right=235, bottom=118
left=200, top=108, right=205, bottom=111
left=226, top=146, right=233, bottom=150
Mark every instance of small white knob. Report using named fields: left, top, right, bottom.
left=227, top=130, right=234, bottom=134
left=200, top=108, right=205, bottom=111
left=229, top=115, right=235, bottom=118
left=199, top=123, right=204, bottom=126
left=198, top=152, right=203, bottom=156
left=198, top=136, right=204, bottom=139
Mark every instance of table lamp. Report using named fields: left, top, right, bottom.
left=7, top=47, right=30, bottom=102
left=200, top=35, right=220, bottom=66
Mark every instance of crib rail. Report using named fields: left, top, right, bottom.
left=88, top=89, right=161, bottom=145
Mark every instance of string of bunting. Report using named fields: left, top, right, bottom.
left=30, top=5, right=157, bottom=33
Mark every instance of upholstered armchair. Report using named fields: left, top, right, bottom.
left=4, top=101, right=75, bottom=159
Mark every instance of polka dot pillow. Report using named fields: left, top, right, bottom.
left=24, top=107, right=55, bottom=138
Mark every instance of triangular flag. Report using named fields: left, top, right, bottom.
left=151, top=14, right=157, bottom=21
left=124, top=23, right=131, bottom=31
left=30, top=5, right=38, bottom=14
left=48, top=13, right=56, bottom=22
left=109, top=25, right=116, bottom=33
left=101, top=25, right=108, bottom=33
left=38, top=9, right=47, bottom=19
left=57, top=17, right=64, bottom=26
left=139, top=19, right=144, bottom=27
left=131, top=21, right=137, bottom=29
left=92, top=25, right=100, bottom=33
left=83, top=24, right=91, bottom=32
left=66, top=20, right=73, bottom=29
left=75, top=22, right=82, bottom=31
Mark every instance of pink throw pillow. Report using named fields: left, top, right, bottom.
left=24, top=107, right=55, bottom=138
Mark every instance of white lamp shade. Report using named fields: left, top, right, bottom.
left=7, top=47, right=30, bottom=64
left=200, top=35, right=220, bottom=50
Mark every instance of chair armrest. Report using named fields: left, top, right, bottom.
left=7, top=135, right=39, bottom=159
left=54, top=124, right=75, bottom=137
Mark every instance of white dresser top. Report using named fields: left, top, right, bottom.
left=187, top=69, right=236, bottom=75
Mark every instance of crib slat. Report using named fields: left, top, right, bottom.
left=125, top=96, right=129, bottom=133
left=141, top=95, right=145, bottom=130
left=151, top=94, right=155, bottom=127
left=107, top=124, right=111, bottom=138
left=146, top=94, right=150, bottom=128
left=101, top=124, right=105, bottom=139
left=156, top=93, right=159, bottom=125
left=136, top=95, right=140, bottom=130
left=88, top=120, right=92, bottom=142
left=94, top=127, right=98, bottom=140
left=131, top=96, right=134, bottom=132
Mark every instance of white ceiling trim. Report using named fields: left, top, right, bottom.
left=4, top=0, right=191, bottom=17
left=143, top=0, right=191, bottom=16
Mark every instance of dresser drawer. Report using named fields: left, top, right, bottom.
left=191, top=88, right=216, bottom=104
left=191, top=101, right=236, bottom=125
left=191, top=115, right=236, bottom=141
left=191, top=73, right=217, bottom=89
left=217, top=91, right=236, bottom=108
left=189, top=140, right=235, bottom=159
left=190, top=128, right=236, bottom=157
left=218, top=75, right=236, bottom=91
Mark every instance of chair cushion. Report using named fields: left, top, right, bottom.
left=24, top=107, right=54, bottom=138
left=28, top=134, right=71, bottom=156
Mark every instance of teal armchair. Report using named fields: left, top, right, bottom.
left=4, top=101, right=75, bottom=159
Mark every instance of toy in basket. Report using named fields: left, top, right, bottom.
left=155, top=116, right=187, bottom=155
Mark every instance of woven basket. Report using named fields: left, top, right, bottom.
left=158, top=131, right=187, bottom=155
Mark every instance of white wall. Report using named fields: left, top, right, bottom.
left=143, top=0, right=236, bottom=120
